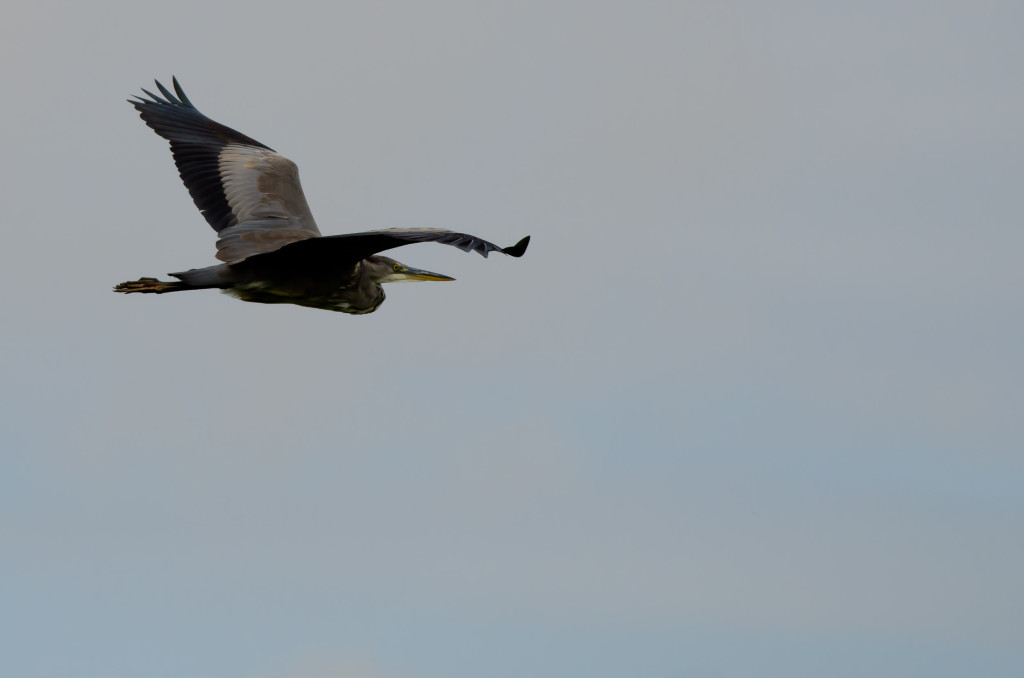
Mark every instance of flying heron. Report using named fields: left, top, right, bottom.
left=115, top=78, right=530, bottom=314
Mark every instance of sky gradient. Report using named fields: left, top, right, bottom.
left=2, top=2, right=1023, bottom=677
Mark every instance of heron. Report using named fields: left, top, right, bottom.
left=115, top=78, right=530, bottom=314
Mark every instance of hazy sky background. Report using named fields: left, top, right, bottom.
left=2, top=1, right=1023, bottom=676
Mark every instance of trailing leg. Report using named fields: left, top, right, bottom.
left=114, top=265, right=233, bottom=295
left=114, top=277, right=190, bottom=294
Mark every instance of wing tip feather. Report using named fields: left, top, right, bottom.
left=502, top=235, right=531, bottom=257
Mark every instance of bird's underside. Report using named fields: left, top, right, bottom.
left=116, top=77, right=529, bottom=314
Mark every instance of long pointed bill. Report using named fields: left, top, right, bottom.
left=398, top=266, right=455, bottom=282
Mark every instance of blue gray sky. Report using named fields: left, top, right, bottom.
left=2, top=2, right=1023, bottom=677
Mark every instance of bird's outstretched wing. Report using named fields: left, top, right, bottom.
left=238, top=228, right=530, bottom=272
left=131, top=78, right=321, bottom=263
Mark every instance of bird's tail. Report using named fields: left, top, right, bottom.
left=114, top=277, right=190, bottom=294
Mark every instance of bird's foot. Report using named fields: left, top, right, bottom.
left=114, top=277, right=178, bottom=293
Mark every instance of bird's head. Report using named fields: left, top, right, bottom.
left=366, top=255, right=455, bottom=284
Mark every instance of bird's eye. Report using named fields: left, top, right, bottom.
left=393, top=264, right=402, bottom=271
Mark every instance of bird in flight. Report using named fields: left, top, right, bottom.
left=115, top=78, right=530, bottom=314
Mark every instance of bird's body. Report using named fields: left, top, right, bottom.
left=116, top=78, right=529, bottom=314
left=120, top=255, right=389, bottom=313
left=224, top=262, right=383, bottom=314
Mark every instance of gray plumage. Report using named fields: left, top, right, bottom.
left=115, top=77, right=530, bottom=314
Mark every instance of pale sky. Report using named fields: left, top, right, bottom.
left=2, top=2, right=1023, bottom=677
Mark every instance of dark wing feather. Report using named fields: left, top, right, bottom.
left=131, top=78, right=321, bottom=261
left=131, top=77, right=271, bottom=232
left=238, top=228, right=530, bottom=271
left=322, top=228, right=530, bottom=259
